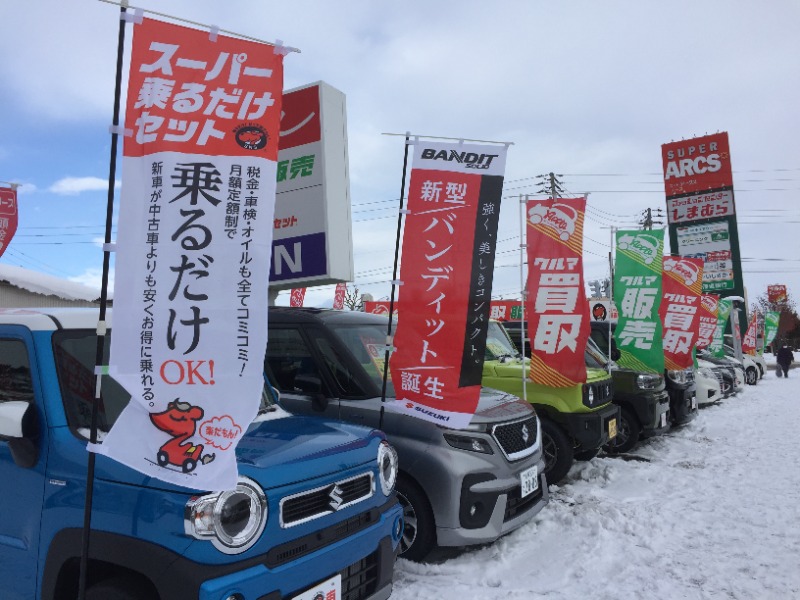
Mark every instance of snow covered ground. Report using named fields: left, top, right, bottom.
left=392, top=369, right=800, bottom=600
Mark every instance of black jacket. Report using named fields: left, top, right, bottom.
left=777, top=346, right=795, bottom=367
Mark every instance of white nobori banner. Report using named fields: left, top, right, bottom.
left=96, top=16, right=284, bottom=490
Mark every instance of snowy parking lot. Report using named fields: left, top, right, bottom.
left=393, top=367, right=800, bottom=600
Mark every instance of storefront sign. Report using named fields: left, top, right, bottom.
left=270, top=82, right=353, bottom=287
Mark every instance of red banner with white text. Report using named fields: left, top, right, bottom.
left=99, top=17, right=284, bottom=491
left=742, top=312, right=758, bottom=355
left=525, top=197, right=589, bottom=386
left=0, top=186, right=18, bottom=259
left=333, top=283, right=346, bottom=310
left=389, top=140, right=507, bottom=428
left=697, top=294, right=720, bottom=350
left=290, top=288, right=307, bottom=307
left=660, top=256, right=704, bottom=370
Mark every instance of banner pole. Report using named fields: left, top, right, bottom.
left=519, top=194, right=527, bottom=402
left=378, top=134, right=411, bottom=429
left=78, top=4, right=127, bottom=599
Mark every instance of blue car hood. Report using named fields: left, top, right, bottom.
left=95, top=412, right=379, bottom=494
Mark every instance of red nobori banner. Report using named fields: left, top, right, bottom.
left=524, top=197, right=590, bottom=386
left=332, top=283, right=347, bottom=310
left=99, top=17, right=285, bottom=491
left=489, top=300, right=524, bottom=322
left=659, top=256, right=704, bottom=370
left=697, top=293, right=720, bottom=350
left=767, top=284, right=787, bottom=304
left=389, top=140, right=507, bottom=429
left=0, top=186, right=18, bottom=259
left=742, top=312, right=758, bottom=355
left=364, top=300, right=397, bottom=316
left=289, top=287, right=307, bottom=307
left=662, top=132, right=733, bottom=197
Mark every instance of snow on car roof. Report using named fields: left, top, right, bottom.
left=0, top=306, right=107, bottom=330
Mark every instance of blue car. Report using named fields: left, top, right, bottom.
left=0, top=308, right=403, bottom=600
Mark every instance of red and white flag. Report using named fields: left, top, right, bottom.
left=697, top=294, right=720, bottom=350
left=660, top=256, right=704, bottom=370
left=98, top=17, right=285, bottom=491
left=332, top=283, right=347, bottom=310
left=525, top=197, right=590, bottom=386
left=289, top=287, right=307, bottom=307
left=742, top=312, right=758, bottom=355
left=389, top=141, right=507, bottom=428
left=0, top=186, right=18, bottom=259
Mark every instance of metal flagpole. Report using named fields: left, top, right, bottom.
left=378, top=134, right=412, bottom=430
left=78, top=4, right=127, bottom=599
left=519, top=195, right=528, bottom=401
left=608, top=226, right=616, bottom=374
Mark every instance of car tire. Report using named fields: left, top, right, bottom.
left=745, top=367, right=758, bottom=385
left=574, top=448, right=600, bottom=461
left=85, top=576, right=154, bottom=600
left=396, top=475, right=436, bottom=562
left=604, top=407, right=641, bottom=454
left=540, top=419, right=574, bottom=484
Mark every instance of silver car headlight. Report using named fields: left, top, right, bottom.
left=377, top=441, right=399, bottom=496
left=637, top=373, right=662, bottom=390
left=666, top=369, right=688, bottom=384
left=185, top=476, right=267, bottom=554
left=698, top=367, right=716, bottom=380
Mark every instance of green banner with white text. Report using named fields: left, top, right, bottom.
left=711, top=298, right=732, bottom=357
left=764, top=311, right=780, bottom=353
left=613, top=229, right=664, bottom=373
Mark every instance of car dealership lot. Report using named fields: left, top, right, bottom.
left=391, top=373, right=800, bottom=600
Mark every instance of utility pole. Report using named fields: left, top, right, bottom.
left=537, top=172, right=564, bottom=199
left=639, top=207, right=664, bottom=230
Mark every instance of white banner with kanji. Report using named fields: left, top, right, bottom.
left=97, top=17, right=284, bottom=491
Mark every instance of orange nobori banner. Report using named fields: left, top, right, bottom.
left=697, top=293, right=720, bottom=350
left=388, top=140, right=507, bottom=429
left=660, top=256, right=704, bottom=371
left=332, top=283, right=347, bottom=310
left=289, top=287, right=307, bottom=307
left=524, top=197, right=590, bottom=387
left=0, top=186, right=18, bottom=259
left=99, top=16, right=285, bottom=491
left=742, top=312, right=758, bottom=356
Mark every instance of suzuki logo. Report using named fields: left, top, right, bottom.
left=521, top=424, right=530, bottom=444
left=328, top=484, right=344, bottom=511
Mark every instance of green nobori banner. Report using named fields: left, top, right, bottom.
left=764, top=311, right=781, bottom=353
left=710, top=298, right=733, bottom=357
left=613, top=229, right=665, bottom=373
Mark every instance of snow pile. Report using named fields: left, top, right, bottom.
left=393, top=374, right=800, bottom=599
left=0, top=264, right=100, bottom=301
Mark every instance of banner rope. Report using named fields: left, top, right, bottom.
left=382, top=132, right=513, bottom=146
left=97, top=0, right=301, bottom=52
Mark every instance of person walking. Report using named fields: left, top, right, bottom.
left=776, top=343, right=795, bottom=378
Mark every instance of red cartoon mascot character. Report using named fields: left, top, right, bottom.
left=150, top=400, right=216, bottom=473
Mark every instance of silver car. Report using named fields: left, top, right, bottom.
left=265, top=307, right=548, bottom=561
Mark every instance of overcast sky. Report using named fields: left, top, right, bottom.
left=1, top=0, right=798, bottom=308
